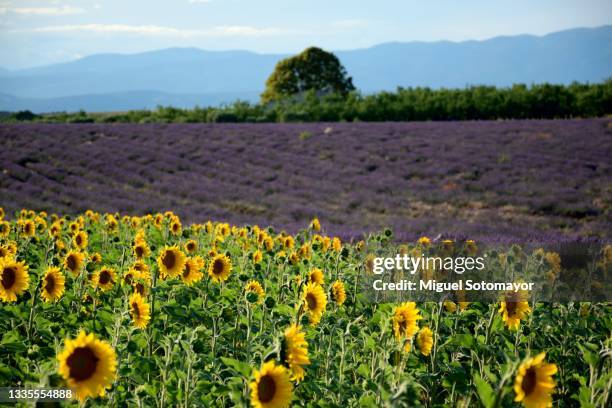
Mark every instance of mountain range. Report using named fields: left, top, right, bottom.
left=1, top=25, right=611, bottom=113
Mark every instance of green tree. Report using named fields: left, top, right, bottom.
left=261, top=47, right=355, bottom=103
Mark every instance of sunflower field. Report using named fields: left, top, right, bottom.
left=0, top=208, right=610, bottom=407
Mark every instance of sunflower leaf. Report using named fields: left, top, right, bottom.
left=473, top=374, right=494, bottom=408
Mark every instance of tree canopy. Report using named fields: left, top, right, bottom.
left=261, top=47, right=355, bottom=103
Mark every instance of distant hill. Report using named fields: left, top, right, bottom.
left=1, top=25, right=611, bottom=113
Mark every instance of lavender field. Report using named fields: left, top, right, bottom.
left=1, top=119, right=610, bottom=241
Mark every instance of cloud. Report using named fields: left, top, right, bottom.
left=212, top=26, right=283, bottom=36
left=0, top=5, right=84, bottom=15
left=330, top=19, right=369, bottom=30
left=25, top=24, right=290, bottom=37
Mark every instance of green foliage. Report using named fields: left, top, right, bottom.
left=0, top=212, right=611, bottom=406
left=261, top=47, right=355, bottom=103
left=3, top=79, right=611, bottom=123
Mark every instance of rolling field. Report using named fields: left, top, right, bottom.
left=1, top=119, right=611, bottom=241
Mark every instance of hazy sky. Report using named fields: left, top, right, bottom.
left=1, top=0, right=611, bottom=69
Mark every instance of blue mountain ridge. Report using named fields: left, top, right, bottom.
left=1, top=25, right=610, bottom=113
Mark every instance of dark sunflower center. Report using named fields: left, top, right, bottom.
left=506, top=301, right=518, bottom=317
left=398, top=318, right=407, bottom=332
left=183, top=263, right=191, bottom=278
left=172, top=224, right=179, bottom=232
left=187, top=243, right=195, bottom=251
left=76, top=236, right=82, bottom=245
left=135, top=283, right=145, bottom=295
left=67, top=347, right=99, bottom=382
left=257, top=374, right=277, bottom=403
left=99, top=271, right=111, bottom=285
left=212, top=260, right=224, bottom=276
left=124, top=274, right=133, bottom=285
left=163, top=251, right=176, bottom=269
left=521, top=367, right=537, bottom=395
left=67, top=255, right=77, bottom=271
left=45, top=275, right=56, bottom=293
left=132, top=302, right=140, bottom=318
left=1, top=267, right=16, bottom=289
left=306, top=293, right=317, bottom=310
left=135, top=246, right=144, bottom=257
left=0, top=248, right=7, bottom=257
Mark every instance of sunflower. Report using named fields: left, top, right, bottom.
left=310, top=218, right=321, bottom=231
left=21, top=220, right=36, bottom=237
left=252, top=250, right=263, bottom=264
left=245, top=280, right=265, bottom=303
left=57, top=331, right=117, bottom=401
left=0, top=245, right=11, bottom=260
left=182, top=239, right=197, bottom=254
left=0, top=258, right=29, bottom=302
left=282, top=324, right=310, bottom=382
left=153, top=214, right=164, bottom=229
left=416, top=326, right=433, bottom=356
left=545, top=252, right=561, bottom=276
left=257, top=231, right=268, bottom=245
left=128, top=292, right=151, bottom=329
left=208, top=253, right=232, bottom=283
left=298, top=244, right=312, bottom=260
left=456, top=290, right=470, bottom=311
left=354, top=240, right=364, bottom=252
left=282, top=236, right=295, bottom=250
left=308, top=268, right=324, bottom=285
left=157, top=246, right=187, bottom=279
left=216, top=223, right=230, bottom=237
left=105, top=215, right=118, bottom=233
left=392, top=302, right=422, bottom=340
left=41, top=267, right=65, bottom=303
left=263, top=237, right=274, bottom=252
left=0, top=221, right=10, bottom=238
left=90, top=253, right=102, bottom=264
left=417, top=236, right=431, bottom=246
left=92, top=268, right=116, bottom=291
left=68, top=221, right=80, bottom=234
left=443, top=301, right=457, bottom=313
left=332, top=237, right=342, bottom=252
left=331, top=280, right=346, bottom=305
left=302, top=282, right=327, bottom=325
left=72, top=231, right=88, bottom=250
left=0, top=207, right=4, bottom=219
left=442, top=239, right=454, bottom=253
left=465, top=239, right=478, bottom=256
left=499, top=292, right=531, bottom=330
left=321, top=237, right=331, bottom=252
left=514, top=353, right=557, bottom=408
left=182, top=256, right=204, bottom=286
left=170, top=219, right=182, bottom=236
left=64, top=251, right=85, bottom=277
left=250, top=361, right=293, bottom=408
left=133, top=280, right=149, bottom=296
left=131, top=260, right=150, bottom=279
left=133, top=240, right=150, bottom=260
left=49, top=222, right=61, bottom=238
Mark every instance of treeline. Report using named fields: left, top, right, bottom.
left=5, top=80, right=612, bottom=123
